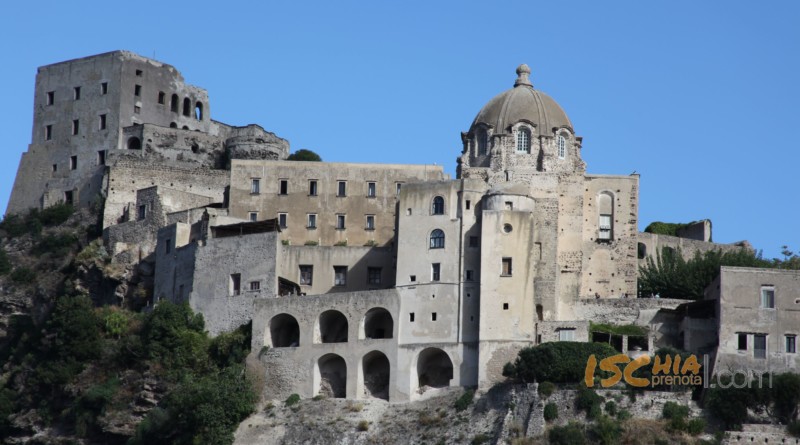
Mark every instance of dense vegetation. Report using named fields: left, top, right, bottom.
left=502, top=342, right=618, bottom=384
left=286, top=149, right=322, bottom=161
left=643, top=221, right=702, bottom=237
left=705, top=372, right=800, bottom=430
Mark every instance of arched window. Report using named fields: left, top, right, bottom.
left=362, top=351, right=390, bottom=400
left=182, top=97, right=191, bottom=117
left=195, top=102, right=203, bottom=120
left=317, top=310, right=348, bottom=343
left=170, top=94, right=179, bottom=113
left=432, top=196, right=444, bottom=215
left=127, top=137, right=141, bottom=150
left=362, top=307, right=394, bottom=339
left=477, top=129, right=488, bottom=156
left=169, top=122, right=177, bottom=128
left=557, top=134, right=567, bottom=159
left=269, top=313, right=300, bottom=347
left=598, top=192, right=614, bottom=241
left=516, top=127, right=531, bottom=153
left=317, top=354, right=346, bottom=398
left=430, top=229, right=445, bottom=249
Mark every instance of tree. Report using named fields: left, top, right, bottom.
left=286, top=149, right=322, bottom=162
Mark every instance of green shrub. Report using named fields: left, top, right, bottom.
left=544, top=402, right=558, bottom=422
left=285, top=394, right=300, bottom=407
left=471, top=434, right=490, bottom=445
left=616, top=409, right=632, bottom=421
left=590, top=415, right=622, bottom=445
left=38, top=203, right=74, bottom=226
left=788, top=420, right=800, bottom=437
left=286, top=149, right=322, bottom=162
left=31, top=233, right=78, bottom=257
left=504, top=342, right=618, bottom=383
left=0, top=248, right=11, bottom=275
left=548, top=422, right=586, bottom=445
left=538, top=381, right=555, bottom=398
left=356, top=420, right=369, bottom=431
left=10, top=266, right=35, bottom=283
left=604, top=401, right=617, bottom=417
left=209, top=321, right=252, bottom=368
left=687, top=418, right=706, bottom=436
left=662, top=401, right=689, bottom=420
left=590, top=322, right=648, bottom=337
left=772, top=373, right=800, bottom=423
left=142, top=302, right=208, bottom=370
left=454, top=389, right=475, bottom=412
left=575, top=386, right=604, bottom=420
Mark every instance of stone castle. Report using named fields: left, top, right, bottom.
left=7, top=51, right=798, bottom=403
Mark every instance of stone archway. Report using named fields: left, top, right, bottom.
left=363, top=307, right=393, bottom=339
left=318, top=353, right=347, bottom=398
left=417, top=348, right=453, bottom=389
left=362, top=351, right=390, bottom=400
left=268, top=313, right=299, bottom=347
left=317, top=310, right=348, bottom=343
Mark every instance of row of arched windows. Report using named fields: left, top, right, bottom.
left=168, top=94, right=204, bottom=121
left=472, top=126, right=570, bottom=158
left=269, top=307, right=394, bottom=348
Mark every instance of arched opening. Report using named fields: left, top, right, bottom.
left=363, top=307, right=393, bottom=339
left=362, top=351, right=389, bottom=400
left=182, top=97, right=191, bottom=117
left=637, top=243, right=647, bottom=259
left=182, top=125, right=189, bottom=130
left=169, top=122, right=177, bottom=128
left=195, top=102, right=203, bottom=120
left=516, top=127, right=531, bottom=153
left=557, top=133, right=567, bottom=159
left=598, top=192, right=614, bottom=241
left=269, top=313, right=300, bottom=347
left=476, top=128, right=488, bottom=156
left=191, top=143, right=199, bottom=153
left=429, top=229, right=445, bottom=249
left=317, top=310, right=348, bottom=343
left=170, top=94, right=179, bottom=112
left=431, top=196, right=445, bottom=215
left=127, top=137, right=141, bottom=150
left=417, top=348, right=453, bottom=389
left=317, top=354, right=346, bottom=398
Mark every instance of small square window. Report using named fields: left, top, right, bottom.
left=337, top=181, right=347, bottom=197
left=134, top=84, right=141, bottom=97
left=64, top=190, right=74, bottom=205
left=251, top=178, right=261, bottom=194
left=101, top=82, right=108, bottom=95
left=505, top=201, right=513, bottom=210
left=279, top=179, right=288, bottom=195
left=73, top=86, right=81, bottom=100
left=469, top=236, right=479, bottom=248
left=503, top=303, right=509, bottom=310
left=98, top=150, right=106, bottom=165
left=761, top=287, right=775, bottom=309
left=309, top=180, right=318, bottom=196
left=158, top=91, right=165, bottom=104
left=431, top=312, right=437, bottom=321
left=502, top=257, right=512, bottom=276
left=336, top=214, right=346, bottom=230
left=737, top=333, right=748, bottom=350
left=410, top=313, right=415, bottom=322
left=134, top=105, right=141, bottom=114
left=368, top=267, right=382, bottom=285
left=299, top=265, right=313, bottom=285
left=45, top=124, right=52, bottom=141
left=367, top=182, right=376, bottom=197
left=99, top=114, right=107, bottom=130
left=250, top=281, right=261, bottom=291
left=786, top=335, right=796, bottom=354
left=410, top=275, right=416, bottom=282
left=249, top=212, right=258, bottom=222
left=307, top=214, right=317, bottom=229
left=431, top=263, right=440, bottom=282
left=334, top=266, right=347, bottom=286
left=70, top=155, right=78, bottom=170
left=278, top=213, right=287, bottom=229
left=466, top=200, right=471, bottom=210
left=365, top=215, right=375, bottom=230
left=230, top=273, right=241, bottom=296
left=72, top=119, right=79, bottom=135
left=46, top=91, right=54, bottom=105
left=466, top=270, right=474, bottom=281
left=135, top=69, right=143, bottom=77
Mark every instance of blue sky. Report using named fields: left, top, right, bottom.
left=1, top=1, right=798, bottom=258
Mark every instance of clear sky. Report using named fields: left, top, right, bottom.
left=1, top=1, right=798, bottom=259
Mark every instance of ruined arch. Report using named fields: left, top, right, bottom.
left=127, top=137, right=141, bottom=150
left=416, top=348, right=453, bottom=389
left=183, top=97, right=191, bottom=117
left=362, top=307, right=393, bottom=339
left=362, top=351, right=390, bottom=400
left=170, top=94, right=179, bottom=112
left=316, top=310, right=348, bottom=343
left=195, top=101, right=203, bottom=120
left=317, top=353, right=346, bottom=398
left=268, top=313, right=299, bottom=347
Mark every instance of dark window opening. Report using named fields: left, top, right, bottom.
left=101, top=82, right=108, bottom=95
left=410, top=312, right=415, bottom=322
left=134, top=84, right=141, bottom=97
left=278, top=213, right=287, bottom=229
left=431, top=263, right=440, bottom=282
left=367, top=182, right=376, bottom=197
left=364, top=308, right=393, bottom=339
left=158, top=91, right=165, bottom=104
left=334, top=266, right=347, bottom=286
left=754, top=334, right=767, bottom=359
left=362, top=351, right=390, bottom=400
left=72, top=119, right=79, bottom=135
left=432, top=196, right=445, bottom=215
left=46, top=91, right=54, bottom=105
left=138, top=205, right=147, bottom=220
left=336, top=214, right=345, bottom=230
left=503, top=303, right=509, bottom=310
left=410, top=275, right=416, bottom=282
left=502, top=258, right=512, bottom=276
left=165, top=238, right=171, bottom=253
left=738, top=333, right=748, bottom=350
left=169, top=122, right=177, bottom=128
left=45, top=124, right=52, bottom=141
left=230, top=273, right=241, bottom=296
left=52, top=164, right=57, bottom=173
left=466, top=200, right=471, bottom=210
left=250, top=281, right=260, bottom=291
left=637, top=243, right=647, bottom=259
left=309, top=180, right=318, bottom=196
left=135, top=69, right=143, bottom=76
left=431, top=312, right=437, bottom=321
left=70, top=155, right=78, bottom=170
left=300, top=265, right=313, bottom=285
left=469, top=236, right=479, bottom=248
left=466, top=270, right=474, bottom=281
left=417, top=348, right=453, bottom=389
left=127, top=137, right=141, bottom=150
left=98, top=150, right=106, bottom=165
left=195, top=102, right=203, bottom=120
left=171, top=94, right=179, bottom=112
left=73, top=86, right=81, bottom=100
left=318, top=310, right=348, bottom=343
left=251, top=178, right=260, bottom=194
left=279, top=179, right=288, bottom=195
left=270, top=314, right=300, bottom=347
left=317, top=354, right=347, bottom=398
left=337, top=181, right=347, bottom=197
left=430, top=229, right=445, bottom=249
left=64, top=190, right=74, bottom=205
left=182, top=97, right=191, bottom=116
left=99, top=114, right=107, bottom=130
left=368, top=267, right=382, bottom=285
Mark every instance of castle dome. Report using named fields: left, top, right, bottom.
left=471, top=64, right=572, bottom=135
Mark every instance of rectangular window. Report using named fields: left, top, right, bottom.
left=158, top=91, right=165, bottom=104
left=309, top=180, right=318, bottom=196
left=134, top=84, right=141, bottom=96
left=754, top=334, right=767, bottom=359
left=249, top=212, right=258, bottom=222
left=279, top=179, right=288, bottom=195
left=135, top=69, right=143, bottom=77
left=466, top=200, right=471, bottom=210
left=45, top=124, right=52, bottom=141
left=738, top=333, right=748, bottom=350
left=505, top=201, right=513, bottom=210
left=367, top=182, right=376, bottom=197
left=251, top=178, right=260, bottom=194
left=431, top=312, right=437, bottom=321
left=337, top=181, right=347, bottom=197
left=431, top=263, right=440, bottom=282
left=368, top=267, right=382, bottom=285
left=70, top=155, right=77, bottom=170
left=410, top=313, right=415, bottom=322
left=299, top=265, right=313, bottom=285
left=137, top=204, right=147, bottom=220
left=52, top=164, right=57, bottom=173
left=307, top=214, right=317, bottom=229
left=761, top=286, right=775, bottom=309
left=466, top=270, right=474, bottom=281
left=98, top=150, right=106, bottom=165
left=336, top=214, right=345, bottom=230
left=278, top=213, right=287, bottom=229
left=410, top=275, right=416, bottom=282
left=502, top=257, right=512, bottom=276
left=165, top=238, right=171, bottom=254
left=101, top=82, right=108, bottom=95
left=73, top=86, right=81, bottom=100
left=230, top=273, right=241, bottom=296
left=503, top=303, right=509, bottom=310
left=599, top=214, right=612, bottom=240
left=46, top=91, right=54, bottom=105
left=64, top=190, right=74, bottom=205
left=396, top=182, right=403, bottom=195
left=334, top=266, right=347, bottom=286
left=250, top=281, right=260, bottom=291
left=469, top=236, right=479, bottom=248
left=72, top=119, right=79, bottom=135
left=559, top=329, right=576, bottom=341
left=365, top=215, right=375, bottom=230
left=786, top=335, right=797, bottom=354
left=99, top=114, right=107, bottom=130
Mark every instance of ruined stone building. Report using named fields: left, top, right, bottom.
left=6, top=51, right=796, bottom=403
